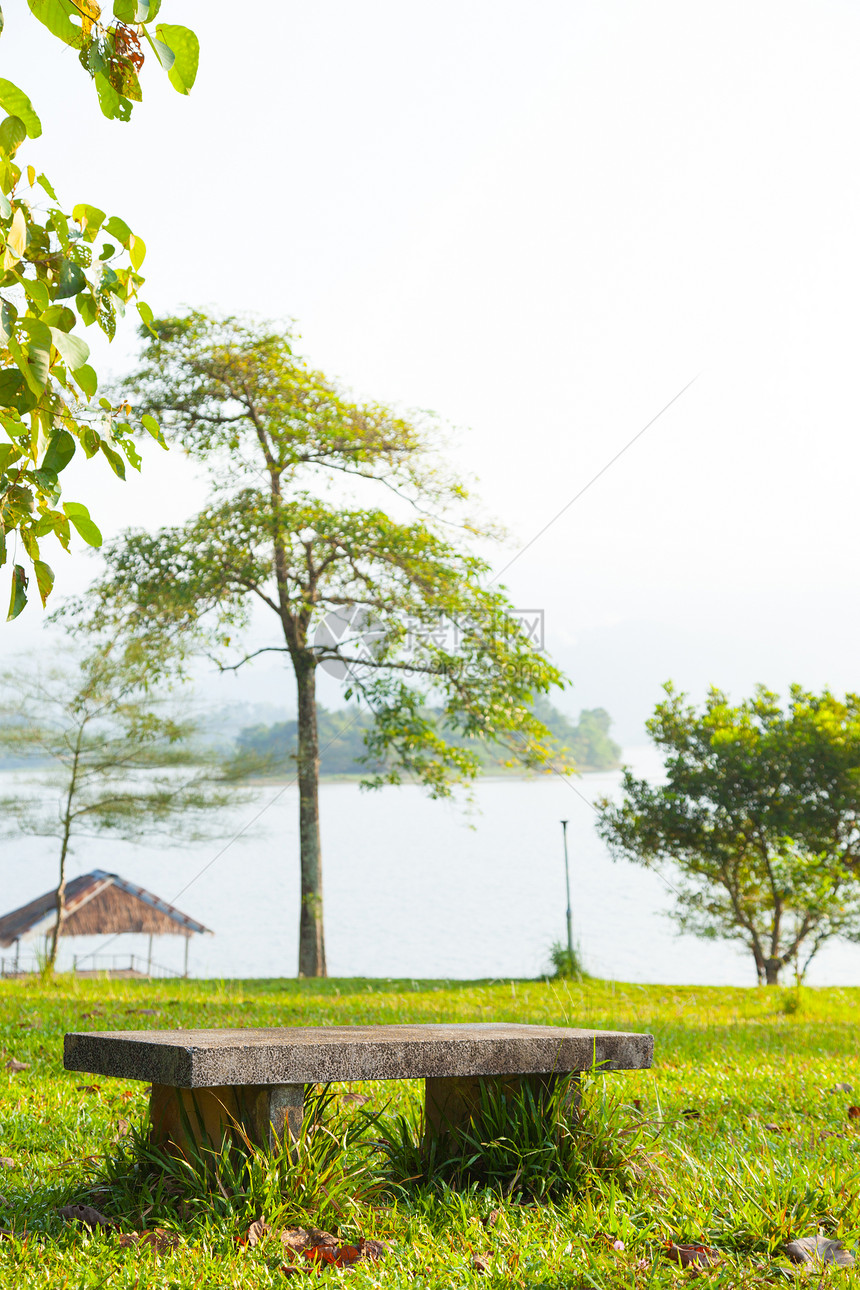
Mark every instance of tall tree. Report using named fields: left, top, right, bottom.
left=0, top=4, right=199, bottom=615
left=597, top=683, right=860, bottom=985
left=0, top=644, right=237, bottom=971
left=73, top=311, right=571, bottom=977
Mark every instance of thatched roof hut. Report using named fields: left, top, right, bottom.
left=0, top=871, right=212, bottom=975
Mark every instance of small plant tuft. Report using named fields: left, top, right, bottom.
left=549, top=940, right=589, bottom=980
left=96, top=1085, right=382, bottom=1230
left=370, top=1071, right=657, bottom=1202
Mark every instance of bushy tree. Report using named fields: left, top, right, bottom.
left=70, top=311, right=571, bottom=977
left=0, top=644, right=238, bottom=970
left=597, top=684, right=860, bottom=985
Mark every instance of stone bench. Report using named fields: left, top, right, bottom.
left=64, top=1022, right=654, bottom=1155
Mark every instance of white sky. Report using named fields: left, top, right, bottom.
left=3, top=1, right=860, bottom=740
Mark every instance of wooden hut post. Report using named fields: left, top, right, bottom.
left=147, top=934, right=153, bottom=977
left=184, top=934, right=190, bottom=978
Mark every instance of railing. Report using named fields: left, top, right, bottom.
left=72, top=953, right=182, bottom=978
left=0, top=954, right=182, bottom=979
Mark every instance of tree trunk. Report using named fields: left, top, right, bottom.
left=295, top=653, right=326, bottom=977
left=48, top=780, right=76, bottom=973
left=764, top=958, right=781, bottom=986
left=48, top=837, right=69, bottom=973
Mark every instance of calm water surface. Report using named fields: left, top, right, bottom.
left=2, top=749, right=858, bottom=985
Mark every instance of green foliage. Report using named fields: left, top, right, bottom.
left=531, top=699, right=620, bottom=771
left=0, top=3, right=198, bottom=611
left=22, top=1, right=197, bottom=123
left=598, top=682, right=860, bottom=985
left=233, top=700, right=619, bottom=780
left=548, top=940, right=589, bottom=980
left=5, top=976, right=860, bottom=1287
left=68, top=311, right=571, bottom=976
left=372, top=1073, right=648, bottom=1203
left=101, top=1086, right=382, bottom=1230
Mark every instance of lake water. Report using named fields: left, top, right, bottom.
left=2, top=750, right=859, bottom=986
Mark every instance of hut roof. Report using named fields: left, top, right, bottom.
left=0, top=870, right=212, bottom=947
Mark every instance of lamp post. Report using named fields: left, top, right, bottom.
left=561, top=819, right=573, bottom=968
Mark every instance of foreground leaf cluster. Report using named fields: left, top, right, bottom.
left=0, top=2, right=199, bottom=614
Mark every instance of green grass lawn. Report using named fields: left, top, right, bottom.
left=1, top=975, right=859, bottom=1287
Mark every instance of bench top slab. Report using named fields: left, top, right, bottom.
left=64, top=1022, right=653, bottom=1088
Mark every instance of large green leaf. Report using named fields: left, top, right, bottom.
left=99, top=439, right=126, bottom=479
left=63, top=501, right=103, bottom=547
left=41, top=429, right=76, bottom=474
left=26, top=0, right=86, bottom=50
left=0, top=81, right=42, bottom=139
left=156, top=24, right=199, bottom=94
left=0, top=115, right=25, bottom=156
left=49, top=326, right=90, bottom=370
left=73, top=363, right=97, bottom=398
left=0, top=368, right=24, bottom=408
left=148, top=34, right=174, bottom=71
left=104, top=214, right=132, bottom=247
left=7, top=563, right=27, bottom=620
left=72, top=202, right=106, bottom=241
left=56, top=259, right=87, bottom=299
left=114, top=0, right=158, bottom=18
left=32, top=558, right=54, bottom=606
left=94, top=71, right=132, bottom=121
left=0, top=299, right=15, bottom=346
left=19, top=318, right=52, bottom=350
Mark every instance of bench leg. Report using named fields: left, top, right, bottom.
left=424, top=1073, right=580, bottom=1144
left=149, top=1083, right=305, bottom=1156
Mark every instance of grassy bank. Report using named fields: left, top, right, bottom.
left=1, top=976, right=859, bottom=1286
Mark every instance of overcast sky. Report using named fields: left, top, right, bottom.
left=3, top=1, right=859, bottom=741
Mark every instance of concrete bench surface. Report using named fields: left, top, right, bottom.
left=65, top=1022, right=653, bottom=1088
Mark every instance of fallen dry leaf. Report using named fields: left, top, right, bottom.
left=361, top=1238, right=388, bottom=1261
left=58, top=1204, right=116, bottom=1229
left=76, top=1084, right=101, bottom=1095
left=242, top=1222, right=386, bottom=1267
left=111, top=1118, right=131, bottom=1144
left=0, top=1158, right=15, bottom=1169
left=5, top=1060, right=28, bottom=1073
left=681, top=1108, right=701, bottom=1120
left=784, top=1236, right=854, bottom=1267
left=303, top=1243, right=363, bottom=1269
left=339, top=1092, right=371, bottom=1106
left=826, top=1083, right=853, bottom=1094
left=281, top=1227, right=339, bottom=1252
left=484, top=1208, right=501, bottom=1229
left=763, top=1122, right=785, bottom=1132
left=848, top=1106, right=860, bottom=1121
left=471, top=1252, right=492, bottom=1274
left=244, top=1218, right=270, bottom=1248
left=666, top=1242, right=720, bottom=1268
left=117, top=1229, right=181, bottom=1254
